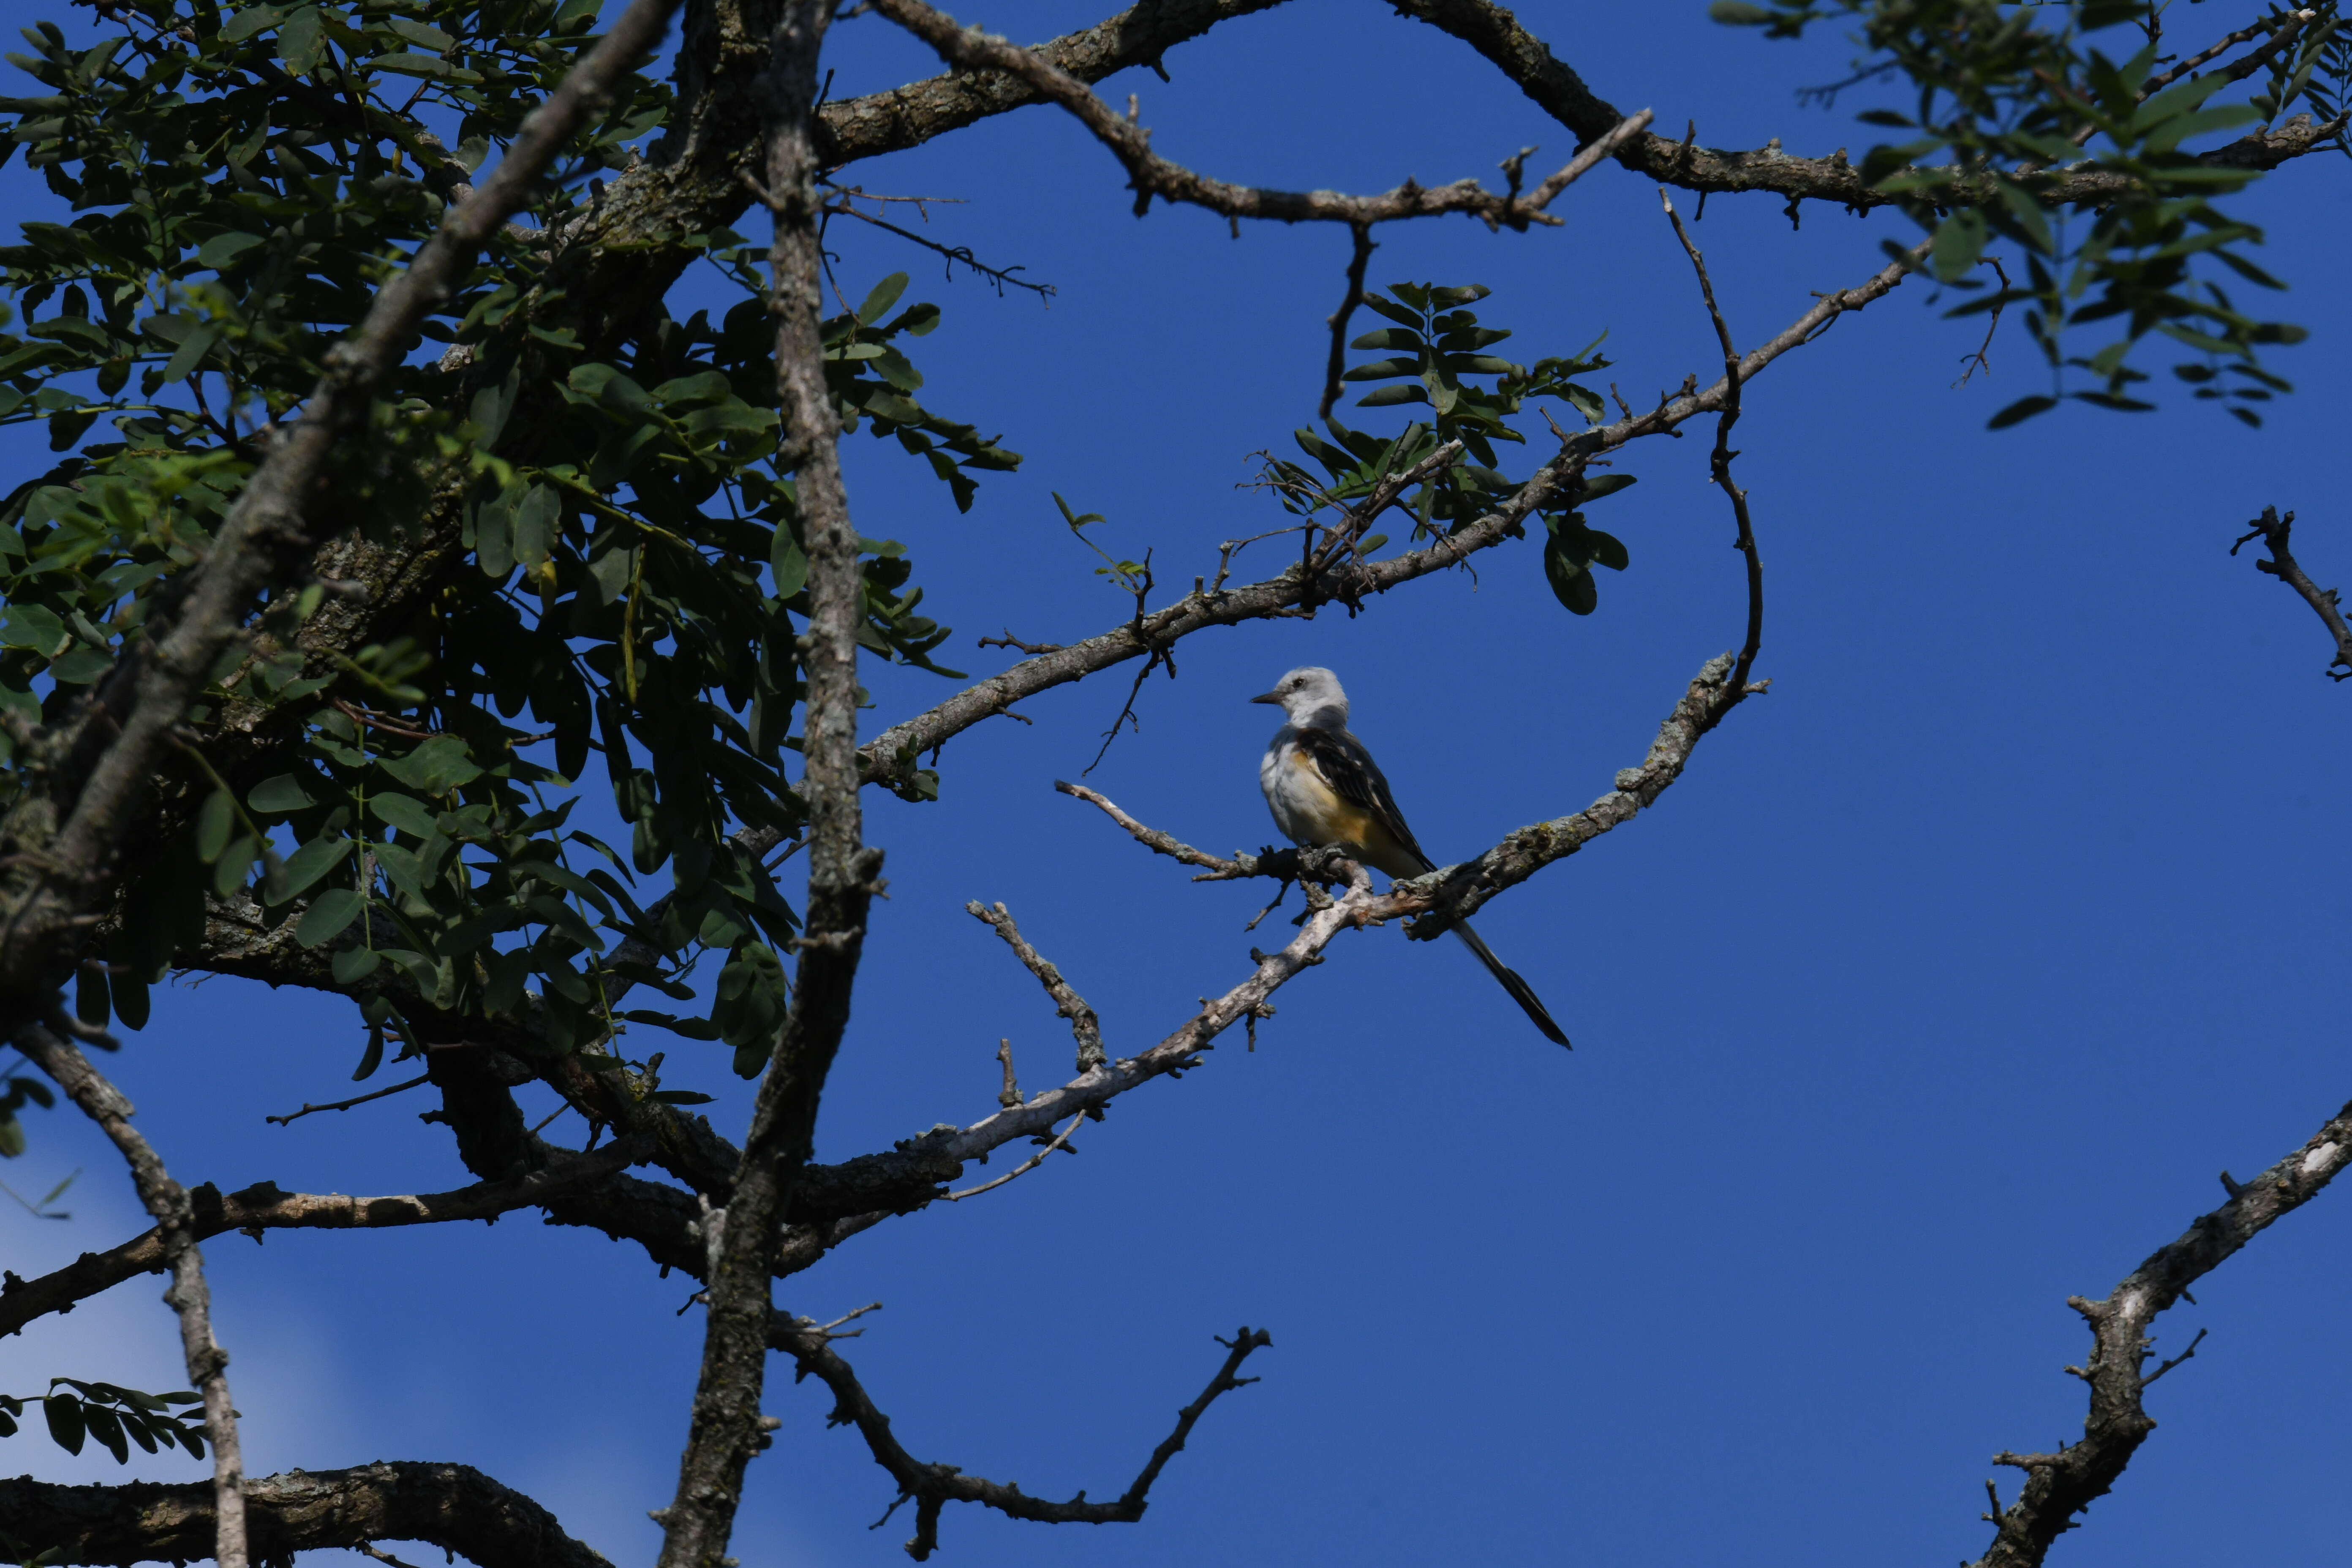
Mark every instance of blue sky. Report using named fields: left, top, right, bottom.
left=7, top=3, right=2352, bottom=1566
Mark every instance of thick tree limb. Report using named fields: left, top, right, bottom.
left=17, top=1022, right=248, bottom=1568
left=873, top=0, right=1636, bottom=229
left=1969, top=1097, right=2352, bottom=1568
left=768, top=1311, right=1270, bottom=1560
left=2230, top=505, right=2352, bottom=681
left=656, top=8, right=878, bottom=1565
left=0, top=1462, right=612, bottom=1568
left=965, top=902, right=1105, bottom=1072
left=0, top=1140, right=648, bottom=1341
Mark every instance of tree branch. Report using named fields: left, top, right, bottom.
left=965, top=901, right=1106, bottom=1073
left=1660, top=189, right=1767, bottom=697
left=1970, top=1095, right=2352, bottom=1568
left=0, top=1139, right=648, bottom=1341
left=0, top=1462, right=613, bottom=1568
left=870, top=0, right=1637, bottom=229
left=767, top=1311, right=1270, bottom=1560
left=1390, top=0, right=2345, bottom=211
left=17, top=1021, right=248, bottom=1568
left=657, top=7, right=880, bottom=1563
left=2230, top=505, right=2352, bottom=681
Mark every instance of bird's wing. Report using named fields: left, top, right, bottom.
left=1291, top=726, right=1435, bottom=872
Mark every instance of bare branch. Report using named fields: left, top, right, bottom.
left=657, top=7, right=881, bottom=1563
left=0, top=1461, right=614, bottom=1568
left=1660, top=190, right=1766, bottom=697
left=0, top=1139, right=648, bottom=1341
left=869, top=0, right=1639, bottom=230
left=767, top=1312, right=1270, bottom=1560
left=1390, top=0, right=2345, bottom=212
left=18, top=1021, right=248, bottom=1568
left=264, top=1072, right=431, bottom=1127
left=1971, top=1096, right=2352, bottom=1568
left=942, top=1112, right=1084, bottom=1202
left=965, top=902, right=1105, bottom=1072
left=1318, top=224, right=1377, bottom=421
left=2230, top=506, right=2352, bottom=681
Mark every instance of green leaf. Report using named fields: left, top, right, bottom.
left=1930, top=208, right=1987, bottom=283
left=299, top=888, right=367, bottom=950
left=248, top=773, right=321, bottom=814
left=1356, top=384, right=1429, bottom=407
left=379, top=735, right=482, bottom=794
left=857, top=273, right=911, bottom=325
left=195, top=232, right=264, bottom=271
left=1987, top=394, right=2058, bottom=429
left=512, top=485, right=557, bottom=569
left=44, top=1394, right=85, bottom=1455
left=195, top=790, right=236, bottom=863
left=770, top=531, right=807, bottom=599
left=352, top=1021, right=385, bottom=1081
left=331, top=944, right=381, bottom=983
left=274, top=836, right=354, bottom=902
left=368, top=792, right=440, bottom=839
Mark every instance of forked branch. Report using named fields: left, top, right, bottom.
left=2230, top=506, right=2352, bottom=681
left=1970, top=1096, right=2352, bottom=1568
left=769, top=1311, right=1271, bottom=1560
left=966, top=902, right=1105, bottom=1071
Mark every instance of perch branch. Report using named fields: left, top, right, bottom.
left=2230, top=506, right=2352, bottom=681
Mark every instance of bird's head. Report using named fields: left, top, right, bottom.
left=1251, top=666, right=1348, bottom=727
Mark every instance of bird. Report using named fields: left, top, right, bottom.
left=1252, top=665, right=1571, bottom=1047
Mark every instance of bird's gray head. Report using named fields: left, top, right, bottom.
left=1250, top=666, right=1349, bottom=727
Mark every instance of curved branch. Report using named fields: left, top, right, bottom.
left=768, top=1311, right=1270, bottom=1560
left=1390, top=0, right=2345, bottom=210
left=872, top=0, right=1639, bottom=230
left=0, top=1462, right=613, bottom=1568
left=1970, top=1096, right=2352, bottom=1568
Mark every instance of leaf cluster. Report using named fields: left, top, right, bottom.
left=1263, top=283, right=1632, bottom=614
left=0, top=1379, right=206, bottom=1463
left=1712, top=0, right=2341, bottom=425
left=0, top=2, right=1021, bottom=1113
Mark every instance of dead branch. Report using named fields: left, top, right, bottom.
left=2230, top=506, right=2352, bottom=681
left=768, top=1311, right=1270, bottom=1560
left=965, top=902, right=1105, bottom=1071
left=1971, top=1096, right=2352, bottom=1568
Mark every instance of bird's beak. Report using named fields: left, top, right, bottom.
left=1249, top=690, right=1282, bottom=705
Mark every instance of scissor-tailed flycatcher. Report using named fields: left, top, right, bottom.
left=1253, top=666, right=1571, bottom=1047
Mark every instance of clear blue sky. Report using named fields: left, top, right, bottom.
left=7, top=4, right=2352, bottom=1566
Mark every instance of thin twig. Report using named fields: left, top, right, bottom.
left=1318, top=224, right=1376, bottom=421
left=1660, top=189, right=1767, bottom=698
left=942, top=1112, right=1083, bottom=1200
left=264, top=1072, right=431, bottom=1127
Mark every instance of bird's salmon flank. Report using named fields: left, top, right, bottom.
left=1250, top=666, right=1572, bottom=1048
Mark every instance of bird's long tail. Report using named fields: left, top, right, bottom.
left=1451, top=921, right=1571, bottom=1048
